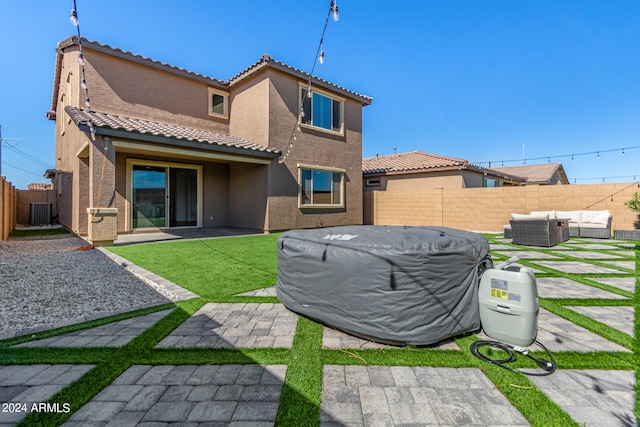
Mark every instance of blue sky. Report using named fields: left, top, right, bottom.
left=0, top=0, right=638, bottom=189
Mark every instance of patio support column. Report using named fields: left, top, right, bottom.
left=87, top=135, right=117, bottom=246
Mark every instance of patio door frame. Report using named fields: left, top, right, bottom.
left=125, top=158, right=203, bottom=232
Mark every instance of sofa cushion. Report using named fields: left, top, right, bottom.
left=590, top=210, right=611, bottom=224
left=579, top=222, right=607, bottom=229
left=580, top=210, right=595, bottom=223
left=556, top=210, right=581, bottom=223
left=511, top=213, right=549, bottom=221
left=530, top=210, right=556, bottom=218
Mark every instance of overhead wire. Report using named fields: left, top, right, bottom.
left=278, top=0, right=339, bottom=164
left=472, top=144, right=639, bottom=183
left=3, top=144, right=54, bottom=169
left=474, top=145, right=639, bottom=168
left=70, top=0, right=108, bottom=224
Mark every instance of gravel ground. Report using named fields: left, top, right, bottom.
left=0, top=236, right=172, bottom=337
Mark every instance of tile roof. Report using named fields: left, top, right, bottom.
left=229, top=54, right=373, bottom=105
left=363, top=151, right=526, bottom=182
left=27, top=183, right=53, bottom=190
left=493, top=163, right=568, bottom=184
left=57, top=37, right=227, bottom=87
left=50, top=37, right=372, bottom=115
left=363, top=151, right=469, bottom=174
left=65, top=107, right=280, bottom=157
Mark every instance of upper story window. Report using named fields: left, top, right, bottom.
left=300, top=85, right=344, bottom=134
left=208, top=87, right=228, bottom=119
left=299, top=165, right=345, bottom=208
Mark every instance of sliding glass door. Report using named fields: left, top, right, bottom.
left=169, top=168, right=197, bottom=227
left=131, top=162, right=200, bottom=229
left=132, top=165, right=166, bottom=228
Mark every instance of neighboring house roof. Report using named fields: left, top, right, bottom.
left=362, top=151, right=526, bottom=182
left=363, top=151, right=466, bottom=174
left=48, top=37, right=372, bottom=117
left=27, top=183, right=53, bottom=190
left=493, top=163, right=569, bottom=185
left=65, top=106, right=281, bottom=158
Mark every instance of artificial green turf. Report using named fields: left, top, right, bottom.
left=108, top=234, right=282, bottom=300
left=2, top=234, right=637, bottom=426
left=9, top=227, right=71, bottom=237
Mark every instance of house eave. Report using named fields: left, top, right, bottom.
left=78, top=125, right=280, bottom=161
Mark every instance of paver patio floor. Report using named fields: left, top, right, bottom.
left=590, top=276, right=636, bottom=293
left=320, top=366, right=529, bottom=426
left=0, top=233, right=635, bottom=426
left=568, top=306, right=635, bottom=336
left=529, top=369, right=636, bottom=427
left=0, top=365, right=95, bottom=425
left=15, top=309, right=174, bottom=348
left=536, top=277, right=629, bottom=299
left=155, top=303, right=298, bottom=349
left=533, top=260, right=628, bottom=274
left=61, top=364, right=288, bottom=426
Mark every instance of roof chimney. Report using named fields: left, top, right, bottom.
left=393, top=147, right=397, bottom=154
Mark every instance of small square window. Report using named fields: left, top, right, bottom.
left=208, top=88, right=228, bottom=118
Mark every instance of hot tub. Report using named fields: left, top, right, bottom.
left=276, top=225, right=492, bottom=346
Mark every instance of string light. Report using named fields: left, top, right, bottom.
left=278, top=1, right=337, bottom=164
left=331, top=0, right=339, bottom=22
left=70, top=0, right=95, bottom=141
left=475, top=145, right=640, bottom=167
left=70, top=7, right=78, bottom=26
left=572, top=173, right=640, bottom=183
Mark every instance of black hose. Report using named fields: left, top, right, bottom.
left=470, top=339, right=557, bottom=376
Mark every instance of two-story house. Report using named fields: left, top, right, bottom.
left=46, top=37, right=372, bottom=243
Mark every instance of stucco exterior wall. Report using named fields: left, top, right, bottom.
left=229, top=74, right=270, bottom=146
left=82, top=48, right=229, bottom=134
left=229, top=163, right=269, bottom=230
left=263, top=69, right=364, bottom=230
left=364, top=182, right=639, bottom=233
left=52, top=43, right=369, bottom=235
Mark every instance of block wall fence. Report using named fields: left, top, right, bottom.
left=364, top=182, right=640, bottom=234
left=0, top=177, right=18, bottom=241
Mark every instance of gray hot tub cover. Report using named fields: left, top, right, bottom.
left=276, top=225, right=492, bottom=346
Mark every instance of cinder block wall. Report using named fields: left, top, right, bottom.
left=364, top=182, right=640, bottom=233
left=17, top=189, right=57, bottom=225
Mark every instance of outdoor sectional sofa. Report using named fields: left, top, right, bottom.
left=504, top=210, right=612, bottom=240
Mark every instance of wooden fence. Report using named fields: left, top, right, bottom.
left=0, top=177, right=18, bottom=240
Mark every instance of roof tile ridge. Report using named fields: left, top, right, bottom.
left=227, top=54, right=372, bottom=101
left=62, top=36, right=227, bottom=87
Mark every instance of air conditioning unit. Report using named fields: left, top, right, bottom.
left=29, top=203, right=52, bottom=226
